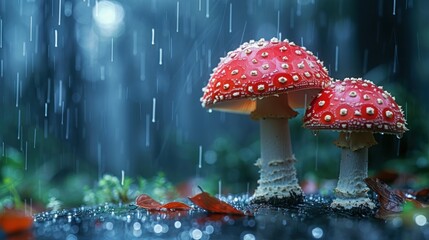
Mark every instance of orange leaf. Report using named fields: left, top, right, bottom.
left=136, top=194, right=162, bottom=210
left=159, top=202, right=192, bottom=211
left=135, top=194, right=191, bottom=211
left=188, top=190, right=246, bottom=216
left=0, top=208, right=33, bottom=234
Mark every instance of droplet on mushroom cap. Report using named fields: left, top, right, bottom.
left=200, top=38, right=332, bottom=113
left=303, top=78, right=408, bottom=134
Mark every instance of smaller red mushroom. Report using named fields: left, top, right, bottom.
left=303, top=78, right=408, bottom=210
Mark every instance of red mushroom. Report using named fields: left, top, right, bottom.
left=303, top=78, right=408, bottom=210
left=201, top=38, right=331, bottom=205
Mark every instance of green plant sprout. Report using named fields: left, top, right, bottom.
left=83, top=172, right=178, bottom=205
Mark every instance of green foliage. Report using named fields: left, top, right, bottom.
left=0, top=149, right=25, bottom=210
left=83, top=174, right=134, bottom=205
left=137, top=172, right=178, bottom=202
left=83, top=172, right=178, bottom=205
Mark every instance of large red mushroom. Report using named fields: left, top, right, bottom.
left=201, top=38, right=331, bottom=205
left=303, top=78, right=408, bottom=210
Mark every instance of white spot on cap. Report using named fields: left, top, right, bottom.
left=223, top=83, right=230, bottom=90
left=281, top=63, right=289, bottom=69
left=282, top=56, right=288, bottom=61
left=315, top=73, right=321, bottom=78
left=297, top=61, right=305, bottom=69
left=318, top=101, right=325, bottom=107
left=304, top=72, right=311, bottom=78
left=295, top=50, right=302, bottom=55
left=262, top=64, right=269, bottom=70
left=354, top=110, right=361, bottom=116
left=349, top=91, right=357, bottom=97
left=363, top=94, right=370, bottom=100
left=250, top=70, right=258, bottom=76
left=248, top=86, right=254, bottom=92
left=292, top=75, right=299, bottom=81
left=231, top=69, right=239, bottom=75
left=366, top=123, right=372, bottom=129
left=377, top=98, right=383, bottom=105
left=241, top=74, right=247, bottom=79
left=232, top=92, right=240, bottom=97
left=252, top=59, right=258, bottom=64
left=257, top=85, right=265, bottom=91
left=245, top=49, right=252, bottom=54
left=215, top=82, right=221, bottom=88
left=324, top=115, right=332, bottom=122
left=270, top=37, right=279, bottom=43
left=385, top=110, right=393, bottom=118
left=279, top=46, right=287, bottom=52
left=341, top=124, right=347, bottom=128
left=278, top=76, right=287, bottom=83
left=366, top=107, right=375, bottom=115
left=261, top=52, right=268, bottom=57
left=339, top=108, right=348, bottom=116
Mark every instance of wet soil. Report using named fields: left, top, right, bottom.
left=33, top=195, right=429, bottom=240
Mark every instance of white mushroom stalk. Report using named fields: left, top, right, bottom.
left=331, top=132, right=376, bottom=210
left=250, top=95, right=303, bottom=204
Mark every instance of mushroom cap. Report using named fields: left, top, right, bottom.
left=303, top=78, right=408, bottom=134
left=200, top=38, right=331, bottom=114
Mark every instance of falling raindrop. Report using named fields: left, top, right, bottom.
left=206, top=0, right=210, bottom=18
left=111, top=38, right=114, bottom=62
left=29, top=16, right=33, bottom=42
left=218, top=180, right=222, bottom=199
left=396, top=133, right=403, bottom=139
left=121, top=170, right=125, bottom=186
left=17, top=110, right=21, bottom=140
left=151, top=28, right=155, bottom=45
left=54, top=29, right=58, bottom=48
left=16, top=73, right=20, bottom=107
left=229, top=3, right=232, bottom=33
left=145, top=114, right=150, bottom=147
left=393, top=0, right=397, bottom=15
left=25, top=141, right=28, bottom=170
left=393, top=44, right=398, bottom=73
left=58, top=0, right=62, bottom=25
left=33, top=128, right=37, bottom=148
left=198, top=145, right=202, bottom=168
left=276, top=10, right=280, bottom=37
left=159, top=48, right=163, bottom=65
left=152, top=98, right=156, bottom=123
left=335, top=45, right=339, bottom=72
left=0, top=18, right=2, bottom=48
left=176, top=1, right=180, bottom=33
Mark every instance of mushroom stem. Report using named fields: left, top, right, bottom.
left=331, top=132, right=375, bottom=210
left=251, top=118, right=303, bottom=205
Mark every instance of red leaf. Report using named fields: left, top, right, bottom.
left=415, top=188, right=429, bottom=205
left=136, top=194, right=162, bottom=210
left=135, top=194, right=191, bottom=211
left=364, top=177, right=405, bottom=219
left=188, top=190, right=247, bottom=216
left=0, top=208, right=33, bottom=234
left=159, top=202, right=192, bottom=211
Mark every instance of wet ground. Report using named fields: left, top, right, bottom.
left=33, top=195, right=429, bottom=240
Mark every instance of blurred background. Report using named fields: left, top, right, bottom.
left=0, top=0, right=428, bottom=208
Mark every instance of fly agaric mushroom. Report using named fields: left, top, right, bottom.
left=303, top=78, right=408, bottom=210
left=201, top=38, right=331, bottom=205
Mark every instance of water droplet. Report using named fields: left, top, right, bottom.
left=345, top=132, right=351, bottom=141
left=396, top=133, right=403, bottom=139
left=312, top=130, right=319, bottom=137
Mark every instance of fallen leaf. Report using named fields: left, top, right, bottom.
left=188, top=188, right=248, bottom=216
left=135, top=194, right=191, bottom=211
left=415, top=188, right=429, bottom=204
left=0, top=208, right=33, bottom=235
left=364, top=177, right=428, bottom=219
